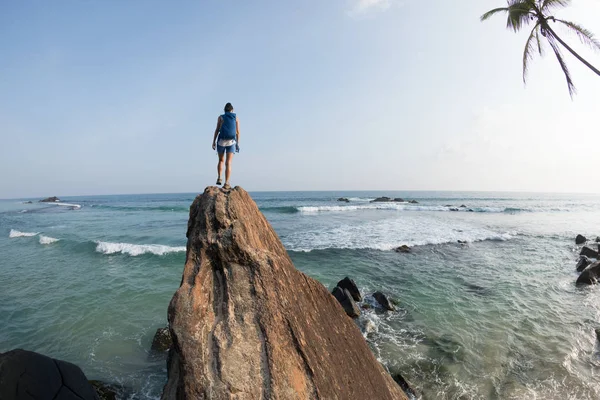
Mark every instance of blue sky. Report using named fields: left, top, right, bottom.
left=1, top=0, right=600, bottom=197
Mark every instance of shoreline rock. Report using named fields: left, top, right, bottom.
left=373, top=291, right=396, bottom=311
left=332, top=286, right=361, bottom=318
left=576, top=234, right=587, bottom=245
left=39, top=196, right=60, bottom=203
left=577, top=261, right=600, bottom=285
left=580, top=246, right=599, bottom=259
left=337, top=197, right=350, bottom=203
left=162, top=186, right=407, bottom=399
left=150, top=326, right=172, bottom=353
left=337, top=276, right=362, bottom=302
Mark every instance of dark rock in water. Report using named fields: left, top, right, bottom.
left=580, top=246, right=599, bottom=259
left=361, top=303, right=372, bottom=310
left=89, top=380, right=126, bottom=400
left=24, top=201, right=33, bottom=204
left=409, top=200, right=419, bottom=204
left=444, top=204, right=452, bottom=207
left=39, top=196, right=60, bottom=203
left=595, top=328, right=600, bottom=342
left=457, top=240, right=467, bottom=244
left=576, top=234, right=587, bottom=245
left=391, top=372, right=418, bottom=399
left=337, top=276, right=362, bottom=302
left=332, top=286, right=361, bottom=318
left=373, top=291, right=395, bottom=311
left=464, top=282, right=491, bottom=296
left=468, top=208, right=474, bottom=212
left=450, top=208, right=459, bottom=212
left=0, top=349, right=98, bottom=400
left=163, top=187, right=405, bottom=399
left=151, top=326, right=172, bottom=352
left=394, top=198, right=405, bottom=202
left=576, top=256, right=592, bottom=272
left=371, top=196, right=393, bottom=203
left=596, top=237, right=600, bottom=243
left=460, top=205, right=467, bottom=208
left=337, top=197, right=350, bottom=203
left=576, top=261, right=600, bottom=285
left=395, top=245, right=411, bottom=253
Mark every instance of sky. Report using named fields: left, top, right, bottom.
left=1, top=0, right=600, bottom=198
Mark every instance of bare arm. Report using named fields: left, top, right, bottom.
left=236, top=117, right=240, bottom=144
left=212, top=117, right=222, bottom=149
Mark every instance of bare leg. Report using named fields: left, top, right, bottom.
left=217, top=153, right=225, bottom=182
left=225, top=152, right=234, bottom=185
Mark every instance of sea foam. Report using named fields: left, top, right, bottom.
left=39, top=235, right=59, bottom=244
left=54, top=202, right=82, bottom=210
left=9, top=229, right=39, bottom=238
left=95, top=241, right=186, bottom=256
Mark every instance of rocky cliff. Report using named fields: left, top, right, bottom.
left=162, top=186, right=407, bottom=400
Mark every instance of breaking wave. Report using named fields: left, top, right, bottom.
left=95, top=241, right=186, bottom=256
left=39, top=236, right=60, bottom=244
left=9, top=229, right=39, bottom=238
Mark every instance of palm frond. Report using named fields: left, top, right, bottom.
left=546, top=33, right=576, bottom=97
left=554, top=19, right=600, bottom=51
left=523, top=24, right=541, bottom=83
left=535, top=28, right=544, bottom=55
left=481, top=7, right=509, bottom=22
left=506, top=1, right=536, bottom=32
left=541, top=0, right=570, bottom=12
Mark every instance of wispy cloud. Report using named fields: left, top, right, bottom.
left=350, top=0, right=392, bottom=15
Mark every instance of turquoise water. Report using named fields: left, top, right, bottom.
left=2, top=191, right=600, bottom=399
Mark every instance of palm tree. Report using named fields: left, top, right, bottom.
left=481, top=0, right=600, bottom=96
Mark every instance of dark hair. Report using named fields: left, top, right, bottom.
left=224, top=103, right=233, bottom=112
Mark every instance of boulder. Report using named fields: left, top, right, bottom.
left=450, top=208, right=459, bottom=212
left=0, top=349, right=98, bottom=400
left=444, top=204, right=452, bottom=207
left=162, top=186, right=407, bottom=400
left=596, top=237, right=600, bottom=243
left=576, top=256, right=592, bottom=272
left=457, top=240, right=467, bottom=244
left=460, top=205, right=467, bottom=208
left=395, top=245, right=411, bottom=253
left=337, top=197, right=350, bottom=203
left=373, top=291, right=396, bottom=311
left=337, top=276, right=362, bottom=302
left=576, top=234, right=587, bottom=245
left=580, top=246, right=599, bottom=259
left=409, top=200, right=419, bottom=204
left=89, top=380, right=124, bottom=400
left=151, top=326, right=172, bottom=352
left=391, top=372, right=418, bottom=399
left=576, top=261, right=600, bottom=285
left=595, top=328, right=600, bottom=343
left=393, top=198, right=405, bottom=202
left=371, top=196, right=393, bottom=203
left=332, top=286, right=361, bottom=318
left=39, top=196, right=60, bottom=203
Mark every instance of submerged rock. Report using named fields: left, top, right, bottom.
left=162, top=186, right=406, bottom=400
left=576, top=256, right=592, bottom=272
left=576, top=261, right=600, bottom=285
left=89, top=380, right=126, bottom=400
left=580, top=246, right=599, bottom=259
left=394, top=198, right=405, bottom=202
left=337, top=276, right=362, bottom=302
left=409, top=200, right=419, bottom=204
left=337, top=197, right=350, bottom=202
left=395, top=245, right=411, bottom=253
left=391, top=372, right=418, bottom=399
left=0, top=349, right=98, bottom=400
left=373, top=291, right=396, bottom=311
left=150, top=326, right=172, bottom=352
left=39, top=196, right=60, bottom=203
left=576, top=234, right=587, bottom=245
left=372, top=196, right=393, bottom=203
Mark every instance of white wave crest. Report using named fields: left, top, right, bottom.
left=39, top=235, right=60, bottom=244
left=9, top=229, right=39, bottom=238
left=297, top=204, right=518, bottom=213
left=95, top=241, right=186, bottom=256
left=55, top=202, right=82, bottom=210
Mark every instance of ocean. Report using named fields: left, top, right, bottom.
left=1, top=190, right=600, bottom=399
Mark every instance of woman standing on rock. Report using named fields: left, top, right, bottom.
left=212, top=103, right=240, bottom=189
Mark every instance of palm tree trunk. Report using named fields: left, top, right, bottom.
left=546, top=25, right=600, bottom=76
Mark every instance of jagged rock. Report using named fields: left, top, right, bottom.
left=458, top=240, right=467, bottom=244
left=395, top=245, right=411, bottom=253
left=162, top=186, right=406, bottom=400
left=596, top=237, right=600, bottom=243
left=576, top=234, right=587, bottom=245
left=409, top=200, right=418, bottom=204
left=460, top=205, right=467, bottom=208
left=39, top=196, right=60, bottom=203
left=468, top=209, right=474, bottom=212
left=337, top=197, right=350, bottom=203
left=444, top=204, right=452, bottom=207
left=391, top=372, right=418, bottom=399
left=371, top=196, right=393, bottom=203
left=151, top=326, right=172, bottom=352
left=332, top=286, right=361, bottom=318
left=373, top=291, right=396, bottom=311
left=450, top=208, right=459, bottom=212
left=580, top=246, right=599, bottom=259
left=337, top=276, right=362, bottom=302
left=576, top=261, right=600, bottom=285
left=0, top=349, right=98, bottom=400
left=393, top=198, right=405, bottom=202
left=576, top=256, right=592, bottom=272
left=595, top=328, right=600, bottom=342
left=89, top=380, right=124, bottom=400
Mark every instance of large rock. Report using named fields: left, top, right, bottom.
left=162, top=187, right=406, bottom=400
left=0, top=349, right=98, bottom=400
left=337, top=276, right=362, bottom=301
left=373, top=291, right=396, bottom=311
left=576, top=261, right=600, bottom=285
left=39, top=196, right=60, bottom=203
left=576, top=234, right=587, bottom=245
left=580, top=246, right=599, bottom=259
left=576, top=256, right=592, bottom=272
left=151, top=326, right=172, bottom=352
left=332, top=286, right=361, bottom=318
left=337, top=197, right=350, bottom=203
left=371, top=196, right=393, bottom=203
